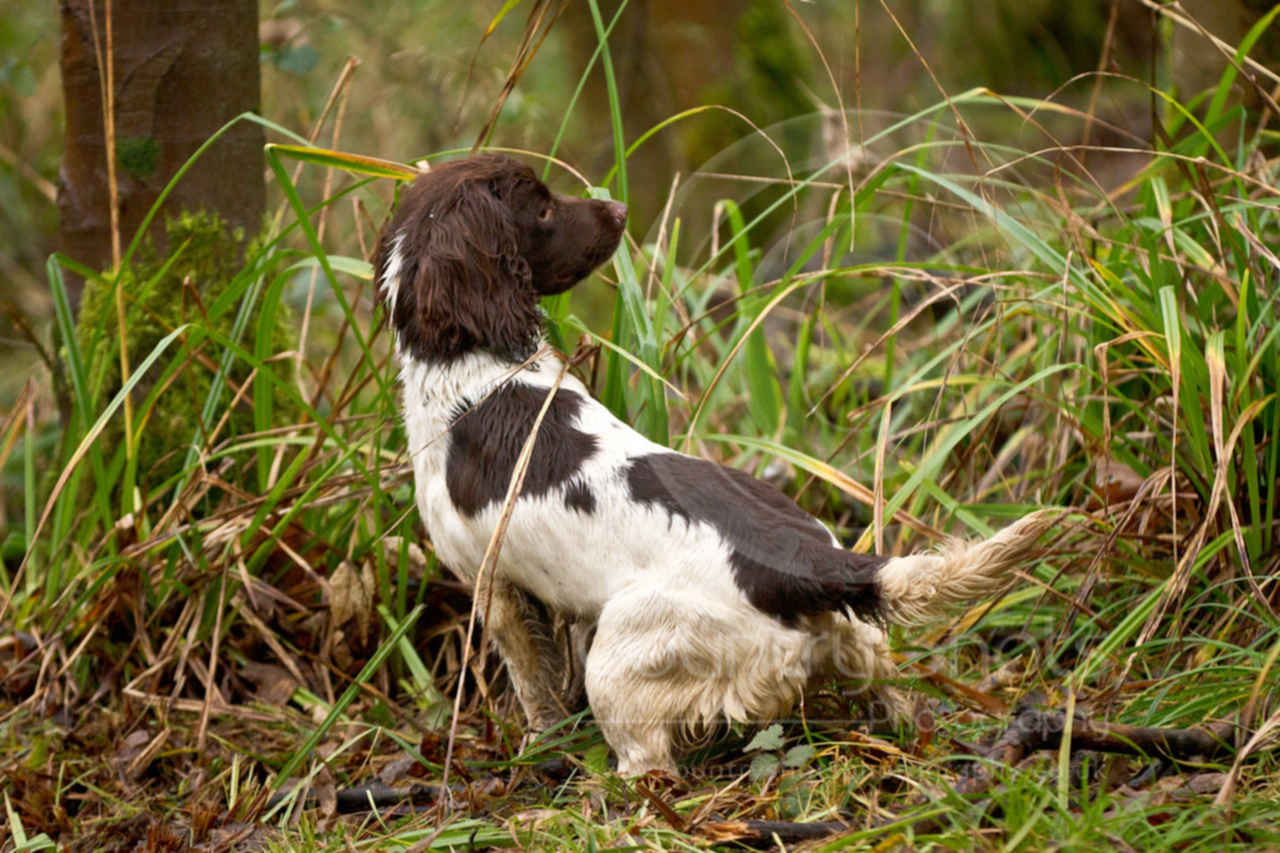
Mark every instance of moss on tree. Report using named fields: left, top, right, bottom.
left=75, top=210, right=296, bottom=495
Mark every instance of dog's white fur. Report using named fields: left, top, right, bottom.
left=383, top=242, right=1055, bottom=775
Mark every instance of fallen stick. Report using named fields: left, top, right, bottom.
left=956, top=708, right=1238, bottom=796
left=265, top=777, right=506, bottom=815
left=697, top=818, right=852, bottom=848
left=871, top=705, right=1249, bottom=838
left=685, top=709, right=1245, bottom=847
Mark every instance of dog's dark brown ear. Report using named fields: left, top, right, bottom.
left=375, top=173, right=542, bottom=363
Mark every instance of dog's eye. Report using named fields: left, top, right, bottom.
left=537, top=206, right=553, bottom=222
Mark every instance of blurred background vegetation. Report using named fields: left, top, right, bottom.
left=1, top=0, right=1274, bottom=296
left=2, top=0, right=1276, bottom=529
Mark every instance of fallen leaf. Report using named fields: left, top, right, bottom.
left=378, top=756, right=417, bottom=785
left=113, top=729, right=151, bottom=768
left=315, top=764, right=337, bottom=820
left=240, top=661, right=300, bottom=707
left=329, top=560, right=375, bottom=645
left=114, top=728, right=169, bottom=781
left=1187, top=772, right=1229, bottom=795
left=380, top=536, right=430, bottom=578
left=1095, top=458, right=1144, bottom=505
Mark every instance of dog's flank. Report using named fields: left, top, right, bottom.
left=624, top=453, right=887, bottom=625
left=377, top=154, right=1056, bottom=776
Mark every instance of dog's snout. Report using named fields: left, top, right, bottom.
left=604, top=201, right=627, bottom=228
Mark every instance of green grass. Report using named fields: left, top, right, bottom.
left=3, top=7, right=1280, bottom=851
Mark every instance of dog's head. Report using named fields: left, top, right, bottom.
left=374, top=154, right=627, bottom=363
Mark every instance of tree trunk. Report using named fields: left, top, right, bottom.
left=58, top=0, right=264, bottom=298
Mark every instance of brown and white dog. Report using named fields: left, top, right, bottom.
left=374, top=154, right=1055, bottom=775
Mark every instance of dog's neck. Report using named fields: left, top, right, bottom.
left=391, top=322, right=548, bottom=370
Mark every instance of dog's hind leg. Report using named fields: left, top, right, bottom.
left=583, top=592, right=686, bottom=775
left=584, top=590, right=814, bottom=776
left=823, top=616, right=918, bottom=730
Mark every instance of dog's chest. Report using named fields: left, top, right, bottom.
left=397, top=354, right=504, bottom=579
left=396, top=351, right=621, bottom=608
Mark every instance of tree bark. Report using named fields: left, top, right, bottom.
left=58, top=0, right=264, bottom=297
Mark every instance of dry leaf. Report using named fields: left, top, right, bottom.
left=314, top=764, right=337, bottom=820
left=329, top=560, right=375, bottom=645
left=380, top=535, right=430, bottom=578
left=114, top=728, right=168, bottom=781
left=240, top=661, right=300, bottom=707
left=1095, top=458, right=1144, bottom=505
left=378, top=756, right=417, bottom=786
left=114, top=729, right=151, bottom=768
left=1187, top=772, right=1229, bottom=795
left=976, top=657, right=1028, bottom=694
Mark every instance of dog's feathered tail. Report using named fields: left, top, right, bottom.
left=873, top=509, right=1059, bottom=625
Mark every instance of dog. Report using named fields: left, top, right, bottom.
left=374, top=154, right=1055, bottom=776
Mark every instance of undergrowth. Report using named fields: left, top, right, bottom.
left=2, top=3, right=1279, bottom=851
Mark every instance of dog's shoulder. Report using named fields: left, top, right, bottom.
left=444, top=358, right=604, bottom=517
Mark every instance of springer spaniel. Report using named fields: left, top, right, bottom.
left=374, top=154, right=1055, bottom=776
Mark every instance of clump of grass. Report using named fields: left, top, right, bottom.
left=73, top=209, right=302, bottom=494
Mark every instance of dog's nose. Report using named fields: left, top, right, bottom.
left=605, top=200, right=627, bottom=228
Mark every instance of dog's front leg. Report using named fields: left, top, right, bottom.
left=478, top=575, right=579, bottom=733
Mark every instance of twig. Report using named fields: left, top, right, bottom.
left=264, top=777, right=505, bottom=815
left=698, top=818, right=851, bottom=848
left=955, top=707, right=1238, bottom=797
left=470, top=0, right=563, bottom=151
left=1082, top=1, right=1121, bottom=155
left=296, top=56, right=361, bottom=400
left=87, top=0, right=136, bottom=496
